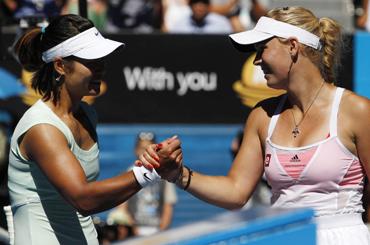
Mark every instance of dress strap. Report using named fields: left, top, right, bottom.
left=267, top=95, right=287, bottom=139
left=329, top=87, right=345, bottom=137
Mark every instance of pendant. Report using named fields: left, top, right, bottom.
left=292, top=127, right=300, bottom=138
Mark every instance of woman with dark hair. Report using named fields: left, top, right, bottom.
left=8, top=14, right=181, bottom=244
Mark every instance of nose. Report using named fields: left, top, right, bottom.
left=253, top=52, right=262, bottom=66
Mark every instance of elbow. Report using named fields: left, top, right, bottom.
left=226, top=201, right=246, bottom=211
left=66, top=192, right=96, bottom=216
left=225, top=193, right=248, bottom=210
left=73, top=199, right=96, bottom=216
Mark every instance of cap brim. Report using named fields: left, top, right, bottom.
left=229, top=30, right=273, bottom=52
left=74, top=38, right=125, bottom=60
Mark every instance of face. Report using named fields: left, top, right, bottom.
left=62, top=57, right=106, bottom=98
left=191, top=2, right=209, bottom=21
left=253, top=37, right=292, bottom=89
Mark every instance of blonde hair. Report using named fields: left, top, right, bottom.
left=267, top=6, right=342, bottom=83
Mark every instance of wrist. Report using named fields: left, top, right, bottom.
left=132, top=166, right=161, bottom=188
left=176, top=166, right=193, bottom=190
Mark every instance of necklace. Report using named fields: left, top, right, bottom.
left=291, top=81, right=325, bottom=138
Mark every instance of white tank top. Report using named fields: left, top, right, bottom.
left=264, top=88, right=365, bottom=217
left=8, top=99, right=100, bottom=245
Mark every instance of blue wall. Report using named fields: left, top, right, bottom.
left=354, top=31, right=370, bottom=98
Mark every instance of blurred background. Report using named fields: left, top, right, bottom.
left=0, top=0, right=369, bottom=244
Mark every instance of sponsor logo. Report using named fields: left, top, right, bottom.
left=290, top=154, right=300, bottom=162
left=264, top=154, right=271, bottom=167
left=143, top=173, right=151, bottom=181
left=95, top=32, right=99, bottom=36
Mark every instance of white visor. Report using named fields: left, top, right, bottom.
left=229, top=16, right=322, bottom=52
left=42, top=27, right=124, bottom=63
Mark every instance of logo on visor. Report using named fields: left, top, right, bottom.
left=94, top=32, right=99, bottom=36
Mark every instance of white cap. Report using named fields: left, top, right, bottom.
left=42, top=27, right=124, bottom=63
left=229, top=17, right=322, bottom=52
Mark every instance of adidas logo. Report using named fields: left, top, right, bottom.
left=290, top=154, right=300, bottom=162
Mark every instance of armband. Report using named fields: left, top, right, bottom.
left=133, top=166, right=161, bottom=187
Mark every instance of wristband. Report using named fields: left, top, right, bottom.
left=133, top=166, right=161, bottom=188
left=183, top=166, right=193, bottom=191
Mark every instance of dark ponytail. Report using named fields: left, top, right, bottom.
left=14, top=15, right=94, bottom=103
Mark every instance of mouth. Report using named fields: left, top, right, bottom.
left=90, top=80, right=101, bottom=85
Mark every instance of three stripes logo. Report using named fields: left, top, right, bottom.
left=290, top=154, right=300, bottom=162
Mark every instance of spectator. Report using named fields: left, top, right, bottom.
left=357, top=0, right=370, bottom=31
left=107, top=132, right=177, bottom=237
left=161, top=0, right=190, bottom=32
left=168, top=0, right=233, bottom=33
left=61, top=0, right=108, bottom=30
left=106, top=0, right=163, bottom=33
left=3, top=0, right=65, bottom=20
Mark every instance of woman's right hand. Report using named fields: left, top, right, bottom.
left=135, top=136, right=183, bottom=182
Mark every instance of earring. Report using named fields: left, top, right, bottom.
left=55, top=74, right=62, bottom=83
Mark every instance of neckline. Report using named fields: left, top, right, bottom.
left=266, top=87, right=343, bottom=148
left=266, top=136, right=334, bottom=151
left=38, top=100, right=98, bottom=152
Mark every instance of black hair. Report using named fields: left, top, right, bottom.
left=14, top=14, right=94, bottom=104
left=189, top=0, right=210, bottom=5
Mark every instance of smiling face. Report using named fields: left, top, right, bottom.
left=62, top=57, right=106, bottom=98
left=253, top=37, right=293, bottom=90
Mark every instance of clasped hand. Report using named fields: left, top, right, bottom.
left=135, top=136, right=183, bottom=183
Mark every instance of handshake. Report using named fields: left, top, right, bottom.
left=133, top=136, right=192, bottom=190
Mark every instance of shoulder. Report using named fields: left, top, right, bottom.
left=341, top=89, right=370, bottom=119
left=244, top=94, right=286, bottom=133
left=252, top=94, right=286, bottom=118
left=340, top=89, right=370, bottom=135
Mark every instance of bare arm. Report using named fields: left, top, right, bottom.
left=183, top=109, right=265, bottom=209
left=141, top=108, right=266, bottom=210
left=20, top=124, right=142, bottom=216
left=159, top=203, right=174, bottom=230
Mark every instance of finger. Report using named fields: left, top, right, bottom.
left=166, top=135, right=178, bottom=144
left=168, top=138, right=181, bottom=148
left=134, top=160, right=143, bottom=167
left=170, top=148, right=182, bottom=159
left=159, top=139, right=181, bottom=155
left=143, top=151, right=160, bottom=169
left=147, top=144, right=160, bottom=161
left=138, top=154, right=155, bottom=170
left=175, top=153, right=183, bottom=163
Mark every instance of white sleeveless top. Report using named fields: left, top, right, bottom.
left=264, top=88, right=365, bottom=217
left=8, top=100, right=100, bottom=245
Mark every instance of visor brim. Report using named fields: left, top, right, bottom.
left=229, top=30, right=273, bottom=52
left=73, top=38, right=125, bottom=60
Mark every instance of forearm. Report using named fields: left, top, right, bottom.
left=66, top=171, right=141, bottom=215
left=177, top=167, right=249, bottom=210
left=364, top=0, right=369, bottom=11
left=159, top=204, right=173, bottom=230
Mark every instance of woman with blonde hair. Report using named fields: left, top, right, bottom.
left=140, top=6, right=370, bottom=245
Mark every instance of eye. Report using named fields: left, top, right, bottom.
left=254, top=43, right=266, bottom=53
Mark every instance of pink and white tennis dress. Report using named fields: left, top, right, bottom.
left=264, top=87, right=370, bottom=245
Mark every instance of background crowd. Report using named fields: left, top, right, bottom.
left=0, top=0, right=369, bottom=35
left=0, top=0, right=369, bottom=244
